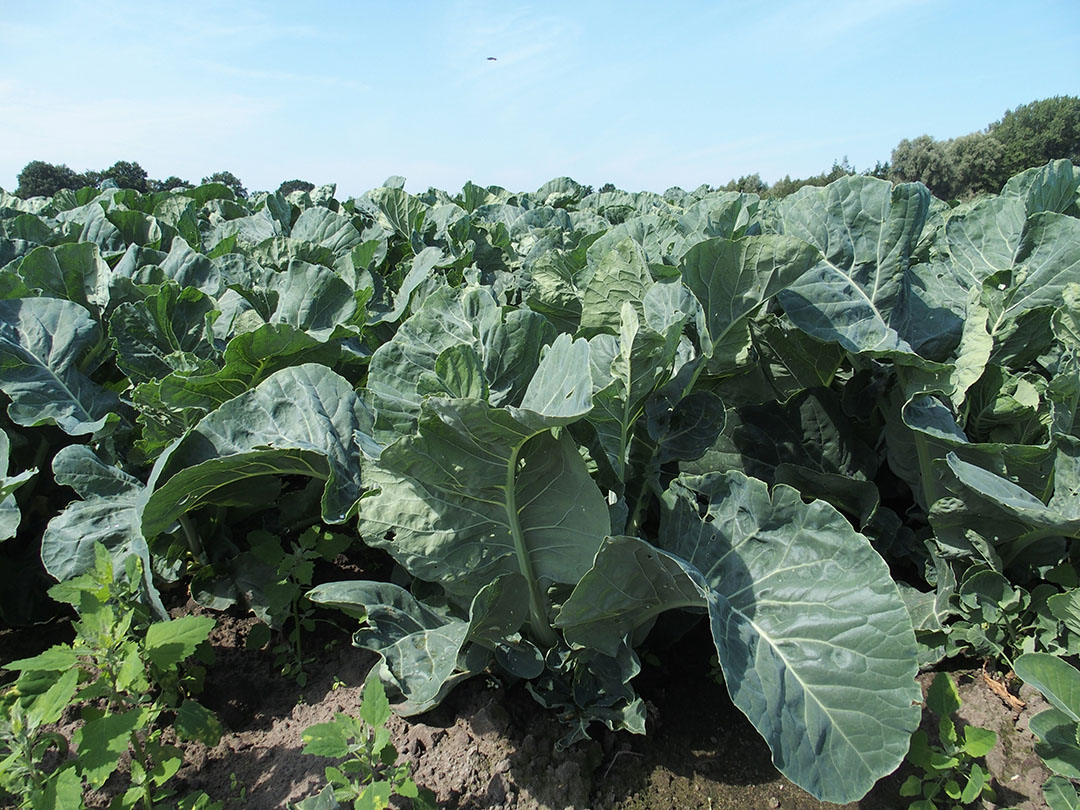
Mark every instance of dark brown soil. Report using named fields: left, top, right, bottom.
left=171, top=612, right=1055, bottom=810
left=3, top=601, right=1056, bottom=810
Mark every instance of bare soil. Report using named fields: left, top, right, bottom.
left=1, top=592, right=1056, bottom=810
left=165, top=608, right=1055, bottom=810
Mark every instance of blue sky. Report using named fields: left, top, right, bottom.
left=1, top=0, right=1078, bottom=196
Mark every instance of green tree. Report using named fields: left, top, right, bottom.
left=720, top=173, right=770, bottom=195
left=100, top=160, right=149, bottom=193
left=989, top=96, right=1080, bottom=176
left=767, top=158, right=856, bottom=199
left=201, top=170, right=248, bottom=199
left=948, top=131, right=1006, bottom=196
left=149, top=176, right=191, bottom=193
left=890, top=135, right=958, bottom=198
left=276, top=179, right=315, bottom=196
left=598, top=182, right=617, bottom=193
left=13, top=160, right=86, bottom=198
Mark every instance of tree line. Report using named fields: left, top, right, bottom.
left=9, top=97, right=1080, bottom=203
left=10, top=159, right=317, bottom=202
left=719, top=96, right=1080, bottom=200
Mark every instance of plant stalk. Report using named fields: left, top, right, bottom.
left=178, top=515, right=209, bottom=565
left=504, top=443, right=559, bottom=649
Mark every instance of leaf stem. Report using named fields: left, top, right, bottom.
left=178, top=515, right=208, bottom=565
left=504, top=441, right=559, bottom=649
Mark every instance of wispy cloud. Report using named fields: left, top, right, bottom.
left=746, top=0, right=935, bottom=53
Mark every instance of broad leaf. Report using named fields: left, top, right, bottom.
left=142, top=364, right=374, bottom=535
left=309, top=576, right=530, bottom=714
left=680, top=234, right=818, bottom=365
left=660, top=473, right=919, bottom=802
left=0, top=297, right=120, bottom=435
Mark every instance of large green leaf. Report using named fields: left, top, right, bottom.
left=17, top=242, right=111, bottom=316
left=994, top=212, right=1080, bottom=328
left=579, top=238, right=653, bottom=334
left=585, top=303, right=682, bottom=481
left=659, top=473, right=918, bottom=803
left=40, top=445, right=165, bottom=616
left=1014, top=652, right=1080, bottom=722
left=308, top=575, right=532, bottom=714
left=886, top=393, right=1055, bottom=515
left=0, top=429, right=35, bottom=541
left=261, top=260, right=361, bottom=340
left=367, top=285, right=555, bottom=440
left=1001, top=159, right=1080, bottom=216
left=360, top=335, right=606, bottom=645
left=775, top=177, right=940, bottom=361
left=153, top=323, right=340, bottom=414
left=289, top=207, right=363, bottom=254
left=142, top=364, right=374, bottom=535
left=0, top=297, right=120, bottom=435
left=110, top=282, right=218, bottom=382
left=1043, top=776, right=1080, bottom=810
left=680, top=234, right=818, bottom=365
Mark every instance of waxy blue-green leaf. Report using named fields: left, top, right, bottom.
left=105, top=208, right=169, bottom=250
left=56, top=201, right=125, bottom=254
left=142, top=364, right=374, bottom=536
left=41, top=445, right=166, bottom=617
left=929, top=447, right=1080, bottom=568
left=16, top=242, right=111, bottom=316
left=678, top=192, right=760, bottom=242
left=680, top=234, right=819, bottom=364
left=556, top=534, right=707, bottom=655
left=289, top=207, right=363, bottom=254
left=153, top=196, right=202, bottom=250
left=366, top=246, right=445, bottom=326
left=0, top=213, right=57, bottom=245
left=153, top=323, right=340, bottom=415
left=361, top=335, right=604, bottom=643
left=658, top=472, right=920, bottom=803
left=369, top=186, right=430, bottom=240
left=775, top=177, right=935, bottom=361
left=886, top=393, right=1056, bottom=515
left=0, top=297, right=120, bottom=435
left=309, top=575, right=530, bottom=714
left=0, top=429, right=35, bottom=541
left=560, top=473, right=920, bottom=802
left=748, top=315, right=846, bottom=400
left=110, top=282, right=218, bottom=382
left=203, top=210, right=279, bottom=251
left=686, top=388, right=879, bottom=524
left=261, top=260, right=361, bottom=340
left=1014, top=653, right=1080, bottom=779
left=1043, top=776, right=1080, bottom=810
left=585, top=303, right=682, bottom=480
left=579, top=238, right=653, bottom=334
left=584, top=214, right=683, bottom=270
left=367, top=285, right=555, bottom=440
left=1001, top=159, right=1080, bottom=216
left=156, top=240, right=223, bottom=296
left=993, top=213, right=1080, bottom=328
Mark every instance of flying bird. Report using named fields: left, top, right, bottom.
left=487, top=56, right=497, bottom=61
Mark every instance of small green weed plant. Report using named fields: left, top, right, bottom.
left=0, top=544, right=222, bottom=810
left=240, top=526, right=352, bottom=686
left=1013, top=652, right=1080, bottom=810
left=901, top=672, right=998, bottom=809
left=948, top=569, right=1080, bottom=666
left=293, top=672, right=436, bottom=810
